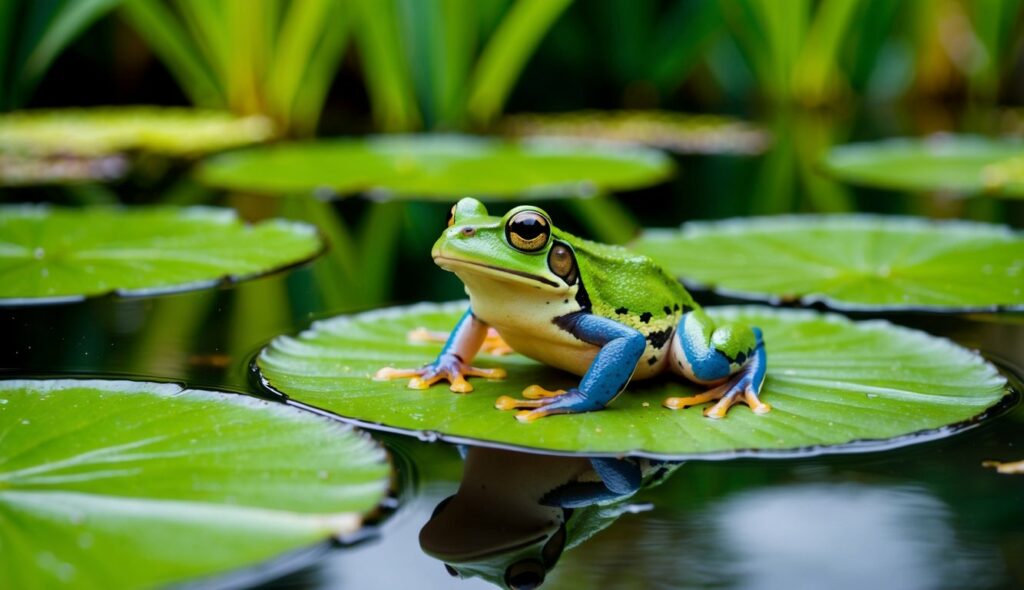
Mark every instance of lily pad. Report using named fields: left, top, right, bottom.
left=196, top=134, right=674, bottom=199
left=0, top=379, right=389, bottom=590
left=632, top=216, right=1024, bottom=312
left=823, top=134, right=1024, bottom=197
left=0, top=206, right=322, bottom=304
left=0, top=107, right=274, bottom=158
left=501, top=110, right=771, bottom=155
left=256, top=302, right=1010, bottom=459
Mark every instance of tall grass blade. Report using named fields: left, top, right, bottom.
left=172, top=0, right=230, bottom=85
left=17, top=0, right=120, bottom=105
left=119, top=0, right=223, bottom=105
left=268, top=0, right=337, bottom=133
left=648, top=0, right=723, bottom=93
left=351, top=0, right=420, bottom=131
left=288, top=2, right=350, bottom=136
left=466, top=0, right=572, bottom=125
left=793, top=0, right=864, bottom=105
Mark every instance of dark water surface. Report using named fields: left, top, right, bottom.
left=2, top=108, right=1024, bottom=589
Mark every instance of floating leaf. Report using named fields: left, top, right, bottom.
left=0, top=107, right=274, bottom=157
left=0, top=206, right=322, bottom=304
left=196, top=134, right=674, bottom=199
left=823, top=134, right=1024, bottom=196
left=0, top=379, right=389, bottom=590
left=0, top=108, right=274, bottom=185
left=257, top=302, right=1009, bottom=459
left=501, top=110, right=771, bottom=155
left=632, top=216, right=1024, bottom=311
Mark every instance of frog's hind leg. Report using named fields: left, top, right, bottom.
left=663, top=312, right=769, bottom=418
left=495, top=312, right=646, bottom=422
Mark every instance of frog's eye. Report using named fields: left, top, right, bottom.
left=547, top=241, right=578, bottom=285
left=446, top=205, right=456, bottom=228
left=506, top=210, right=550, bottom=252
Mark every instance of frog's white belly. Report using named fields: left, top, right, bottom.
left=465, top=284, right=597, bottom=376
left=459, top=271, right=667, bottom=379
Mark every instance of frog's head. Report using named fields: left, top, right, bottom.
left=432, top=198, right=579, bottom=293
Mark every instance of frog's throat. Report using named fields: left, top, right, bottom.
left=433, top=255, right=561, bottom=289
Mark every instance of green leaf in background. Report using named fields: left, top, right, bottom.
left=500, top=110, right=771, bottom=154
left=0, top=379, right=390, bottom=590
left=257, top=302, right=1009, bottom=459
left=0, top=206, right=322, bottom=304
left=823, top=134, right=1024, bottom=197
left=0, top=107, right=273, bottom=157
left=197, top=134, right=674, bottom=199
left=632, top=216, right=1024, bottom=312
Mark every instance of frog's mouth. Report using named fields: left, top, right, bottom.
left=434, top=255, right=561, bottom=289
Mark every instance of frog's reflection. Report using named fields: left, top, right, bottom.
left=418, top=447, right=679, bottom=589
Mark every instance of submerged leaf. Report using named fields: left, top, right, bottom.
left=196, top=134, right=674, bottom=199
left=632, top=216, right=1024, bottom=311
left=982, top=459, right=1024, bottom=474
left=501, top=111, right=771, bottom=155
left=257, top=302, right=1009, bottom=459
left=0, top=206, right=322, bottom=304
left=823, top=134, right=1024, bottom=197
left=0, top=379, right=390, bottom=590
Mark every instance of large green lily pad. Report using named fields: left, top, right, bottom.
left=0, top=206, right=322, bottom=304
left=632, top=216, right=1024, bottom=312
left=501, top=110, right=770, bottom=155
left=0, top=107, right=274, bottom=157
left=257, top=302, right=1010, bottom=459
left=823, top=134, right=1024, bottom=197
left=196, top=134, right=674, bottom=199
left=0, top=379, right=389, bottom=590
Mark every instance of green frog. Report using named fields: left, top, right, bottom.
left=376, top=198, right=768, bottom=422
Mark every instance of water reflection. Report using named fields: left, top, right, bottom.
left=706, top=484, right=999, bottom=590
left=419, top=447, right=680, bottom=589
left=546, top=481, right=1002, bottom=590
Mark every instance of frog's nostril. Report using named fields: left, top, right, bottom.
left=460, top=227, right=476, bottom=237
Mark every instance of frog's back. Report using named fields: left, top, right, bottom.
left=559, top=229, right=696, bottom=337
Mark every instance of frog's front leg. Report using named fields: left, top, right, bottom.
left=375, top=308, right=506, bottom=393
left=496, top=312, right=646, bottom=422
left=407, top=326, right=515, bottom=355
left=663, top=311, right=768, bottom=418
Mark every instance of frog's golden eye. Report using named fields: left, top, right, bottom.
left=506, top=210, right=550, bottom=252
left=446, top=205, right=456, bottom=228
left=548, top=241, right=578, bottom=285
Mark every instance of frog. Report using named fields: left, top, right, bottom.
left=375, top=197, right=769, bottom=422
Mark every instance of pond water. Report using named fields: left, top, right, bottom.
left=2, top=108, right=1023, bottom=589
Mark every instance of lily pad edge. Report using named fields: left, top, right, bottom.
left=254, top=301, right=1018, bottom=461
left=0, top=204, right=326, bottom=306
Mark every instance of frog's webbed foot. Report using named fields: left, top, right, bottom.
left=496, top=387, right=599, bottom=423
left=407, top=327, right=514, bottom=356
left=374, top=354, right=506, bottom=394
left=663, top=369, right=771, bottom=418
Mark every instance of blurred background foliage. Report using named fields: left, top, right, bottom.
left=2, top=0, right=1023, bottom=130
left=1, top=0, right=1023, bottom=379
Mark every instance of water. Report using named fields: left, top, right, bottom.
left=2, top=107, right=1024, bottom=589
